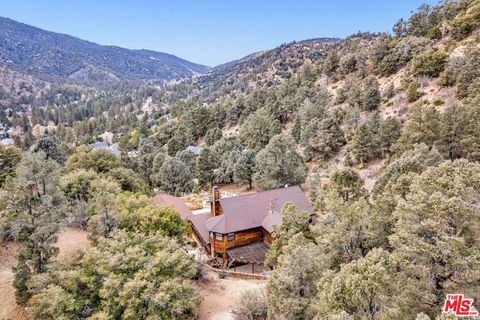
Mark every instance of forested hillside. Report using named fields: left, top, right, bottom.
left=1, top=0, right=480, bottom=319
left=0, top=17, right=208, bottom=81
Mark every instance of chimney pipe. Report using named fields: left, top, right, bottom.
left=211, top=185, right=220, bottom=216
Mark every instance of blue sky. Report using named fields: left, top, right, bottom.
left=0, top=0, right=437, bottom=66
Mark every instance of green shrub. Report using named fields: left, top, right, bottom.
left=406, top=81, right=423, bottom=102
left=412, top=50, right=447, bottom=77
left=450, top=0, right=480, bottom=39
left=426, top=27, right=442, bottom=40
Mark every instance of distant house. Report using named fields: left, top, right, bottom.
left=90, top=141, right=108, bottom=149
left=186, top=145, right=202, bottom=155
left=109, top=143, right=121, bottom=156
left=1, top=138, right=14, bottom=146
left=188, top=185, right=313, bottom=270
left=90, top=141, right=121, bottom=156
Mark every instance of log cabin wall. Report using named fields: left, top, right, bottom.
left=211, top=227, right=264, bottom=257
left=263, top=230, right=273, bottom=244
left=226, top=228, right=264, bottom=250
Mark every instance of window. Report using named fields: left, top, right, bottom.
left=227, top=233, right=235, bottom=241
left=215, top=233, right=223, bottom=241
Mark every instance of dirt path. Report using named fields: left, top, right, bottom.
left=196, top=271, right=267, bottom=320
left=0, top=227, right=90, bottom=320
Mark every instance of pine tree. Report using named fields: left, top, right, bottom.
left=254, top=134, right=306, bottom=191
left=291, top=116, right=301, bottom=143
left=316, top=168, right=366, bottom=213
left=393, top=105, right=441, bottom=156
left=372, top=143, right=443, bottom=199
left=0, top=152, right=65, bottom=303
left=176, top=149, right=197, bottom=174
left=461, top=100, right=480, bottom=161
left=352, top=123, right=373, bottom=167
left=438, top=105, right=466, bottom=160
left=361, top=76, right=381, bottom=111
left=267, top=234, right=322, bottom=320
left=12, top=252, right=31, bottom=305
left=316, top=248, right=396, bottom=319
left=233, top=149, right=256, bottom=189
left=87, top=178, right=121, bottom=242
left=240, top=108, right=282, bottom=149
left=265, top=203, right=313, bottom=267
left=393, top=18, right=407, bottom=37
left=314, top=199, right=378, bottom=270
left=378, top=116, right=401, bottom=157
left=196, top=147, right=216, bottom=187
left=157, top=157, right=193, bottom=194
left=406, top=80, right=423, bottom=102
left=301, top=116, right=345, bottom=161
left=204, top=127, right=223, bottom=146
left=390, top=160, right=480, bottom=315
left=323, top=49, right=340, bottom=78
left=0, top=145, right=22, bottom=187
left=166, top=124, right=193, bottom=156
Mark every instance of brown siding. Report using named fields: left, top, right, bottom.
left=211, top=227, right=265, bottom=261
left=226, top=228, right=263, bottom=249
left=263, top=230, right=273, bottom=244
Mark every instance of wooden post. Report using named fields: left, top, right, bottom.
left=222, top=234, right=228, bottom=266
left=252, top=263, right=255, bottom=274
left=210, top=233, right=215, bottom=258
left=222, top=250, right=228, bottom=265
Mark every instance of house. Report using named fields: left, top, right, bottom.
left=90, top=141, right=121, bottom=156
left=109, top=143, right=121, bottom=156
left=90, top=141, right=108, bottom=149
left=188, top=185, right=313, bottom=269
left=1, top=138, right=14, bottom=146
left=152, top=194, right=193, bottom=220
left=186, top=145, right=202, bottom=155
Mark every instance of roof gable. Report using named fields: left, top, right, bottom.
left=206, top=186, right=312, bottom=234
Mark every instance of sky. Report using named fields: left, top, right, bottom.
left=0, top=0, right=438, bottom=67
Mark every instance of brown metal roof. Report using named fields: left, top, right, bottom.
left=152, top=194, right=192, bottom=220
left=188, top=212, right=211, bottom=245
left=206, top=186, right=312, bottom=234
left=227, top=241, right=270, bottom=264
left=261, top=210, right=281, bottom=234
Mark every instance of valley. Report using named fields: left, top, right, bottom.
left=1, top=1, right=480, bottom=319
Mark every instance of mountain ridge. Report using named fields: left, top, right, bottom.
left=0, top=16, right=209, bottom=81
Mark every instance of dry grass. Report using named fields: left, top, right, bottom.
left=217, top=183, right=256, bottom=196
left=56, top=227, right=90, bottom=262
left=0, top=227, right=90, bottom=320
left=182, top=194, right=204, bottom=210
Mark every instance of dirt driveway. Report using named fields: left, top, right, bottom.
left=0, top=227, right=90, bottom=320
left=196, top=271, right=267, bottom=320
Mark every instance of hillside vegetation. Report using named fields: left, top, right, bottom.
left=0, top=17, right=208, bottom=81
left=1, top=1, right=480, bottom=319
